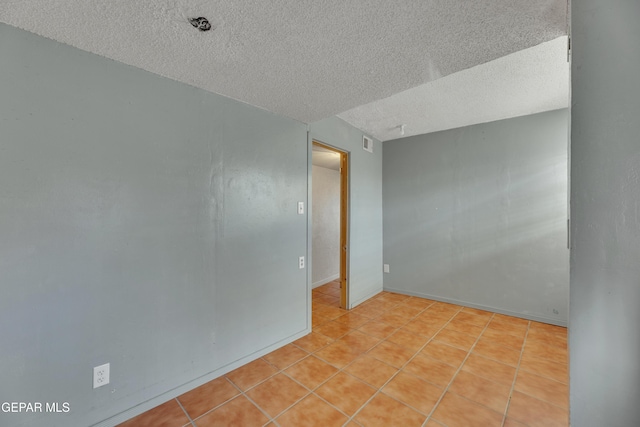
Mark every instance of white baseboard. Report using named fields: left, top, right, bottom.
left=312, top=274, right=340, bottom=289
left=383, top=287, right=567, bottom=327
left=95, top=328, right=310, bottom=427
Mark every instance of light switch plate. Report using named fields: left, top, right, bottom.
left=297, top=202, right=304, bottom=215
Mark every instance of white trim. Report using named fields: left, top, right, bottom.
left=383, top=287, right=567, bottom=327
left=93, top=328, right=310, bottom=427
left=312, top=274, right=340, bottom=289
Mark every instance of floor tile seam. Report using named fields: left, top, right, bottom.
left=262, top=352, right=313, bottom=373
left=279, top=362, right=343, bottom=398
left=242, top=380, right=308, bottom=425
left=372, top=388, right=435, bottom=421
left=276, top=369, right=354, bottom=420
left=508, top=387, right=570, bottom=411
left=526, top=331, right=568, bottom=341
left=291, top=340, right=333, bottom=355
left=519, top=352, right=568, bottom=366
left=347, top=306, right=465, bottom=425
left=501, top=320, right=531, bottom=427
left=212, top=375, right=276, bottom=426
left=523, top=343, right=569, bottom=363
left=174, top=397, right=197, bottom=427
left=483, top=327, right=528, bottom=340
left=187, top=392, right=268, bottom=426
left=424, top=311, right=498, bottom=425
left=468, top=347, right=520, bottom=368
left=522, top=339, right=569, bottom=352
left=516, top=365, right=568, bottom=385
left=225, top=363, right=281, bottom=394
left=314, top=329, right=354, bottom=342
left=428, top=391, right=509, bottom=427
left=308, top=389, right=361, bottom=420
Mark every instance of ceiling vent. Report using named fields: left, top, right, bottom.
left=363, top=136, right=373, bottom=153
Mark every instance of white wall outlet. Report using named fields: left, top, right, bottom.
left=93, top=363, right=110, bottom=389
left=299, top=256, right=305, bottom=269
left=297, top=201, right=304, bottom=215
left=383, top=264, right=390, bottom=273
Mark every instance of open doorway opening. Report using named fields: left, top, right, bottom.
left=312, top=141, right=349, bottom=309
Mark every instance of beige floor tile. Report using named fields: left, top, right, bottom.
left=431, top=392, right=503, bottom=427
left=276, top=394, right=347, bottom=427
left=519, top=353, right=568, bottom=384
left=315, top=372, right=377, bottom=415
left=448, top=370, right=511, bottom=414
left=263, top=344, right=308, bottom=370
left=368, top=340, right=416, bottom=368
left=522, top=340, right=568, bottom=365
left=382, top=372, right=443, bottom=414
left=293, top=332, right=333, bottom=352
left=117, top=399, right=189, bottom=427
left=315, top=320, right=354, bottom=340
left=245, top=373, right=308, bottom=418
left=195, top=396, right=269, bottom=427
left=433, top=328, right=477, bottom=351
left=355, top=393, right=426, bottom=427
left=514, top=370, right=569, bottom=408
left=314, top=340, right=361, bottom=368
left=225, top=358, right=277, bottom=391
left=386, top=328, right=430, bottom=352
left=444, top=319, right=485, bottom=337
left=337, top=330, right=381, bottom=354
left=507, top=391, right=569, bottom=427
left=177, top=377, right=239, bottom=419
left=404, top=354, right=457, bottom=388
left=344, top=355, right=398, bottom=388
left=284, top=355, right=338, bottom=389
left=335, top=312, right=370, bottom=328
left=472, top=338, right=521, bottom=366
left=461, top=354, right=516, bottom=385
left=358, top=320, right=398, bottom=339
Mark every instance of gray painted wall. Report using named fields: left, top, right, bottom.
left=0, top=24, right=310, bottom=427
left=309, top=118, right=383, bottom=307
left=383, top=110, right=569, bottom=325
left=570, top=1, right=640, bottom=425
left=311, top=165, right=340, bottom=287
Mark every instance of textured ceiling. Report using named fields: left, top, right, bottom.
left=339, top=36, right=570, bottom=141
left=0, top=0, right=567, bottom=126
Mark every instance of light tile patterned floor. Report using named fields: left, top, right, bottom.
left=118, top=280, right=569, bottom=427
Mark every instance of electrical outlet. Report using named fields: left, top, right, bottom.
left=299, top=256, right=305, bottom=269
left=93, top=363, right=110, bottom=389
left=297, top=202, right=304, bottom=215
left=383, top=264, right=390, bottom=273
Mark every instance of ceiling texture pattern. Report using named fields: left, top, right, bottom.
left=0, top=0, right=569, bottom=140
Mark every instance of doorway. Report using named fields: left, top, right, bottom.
left=311, top=141, right=349, bottom=309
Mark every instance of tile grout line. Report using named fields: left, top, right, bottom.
left=128, top=290, right=565, bottom=427
left=227, top=374, right=278, bottom=426
left=501, top=321, right=530, bottom=427
left=184, top=375, right=275, bottom=426
left=421, top=311, right=497, bottom=427
left=346, top=303, right=462, bottom=425
left=302, top=296, right=437, bottom=425
left=309, top=294, right=439, bottom=424
left=174, top=397, right=196, bottom=427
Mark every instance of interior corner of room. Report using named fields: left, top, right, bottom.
left=1, top=0, right=639, bottom=425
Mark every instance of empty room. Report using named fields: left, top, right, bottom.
left=1, top=1, right=639, bottom=427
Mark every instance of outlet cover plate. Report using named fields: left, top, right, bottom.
left=93, top=363, right=110, bottom=389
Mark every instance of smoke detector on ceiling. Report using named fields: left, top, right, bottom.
left=363, top=136, right=373, bottom=153
left=189, top=17, right=212, bottom=31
